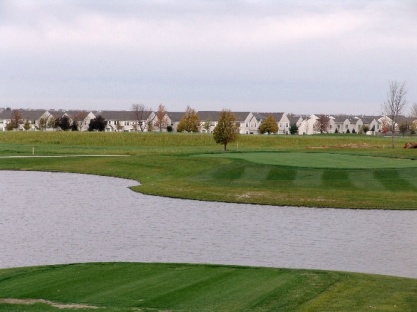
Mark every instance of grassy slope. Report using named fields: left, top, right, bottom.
left=0, top=263, right=416, bottom=311
left=1, top=132, right=417, bottom=209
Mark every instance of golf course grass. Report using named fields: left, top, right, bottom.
left=199, top=151, right=417, bottom=169
left=0, top=263, right=416, bottom=311
left=1, top=132, right=416, bottom=311
left=1, top=131, right=417, bottom=209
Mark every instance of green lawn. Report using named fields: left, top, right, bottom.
left=0, top=263, right=416, bottom=311
left=199, top=151, right=417, bottom=169
left=1, top=132, right=417, bottom=209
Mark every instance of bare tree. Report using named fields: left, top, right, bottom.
left=154, top=104, right=168, bottom=132
left=410, top=102, right=417, bottom=119
left=383, top=81, right=407, bottom=148
left=313, top=115, right=330, bottom=133
left=132, top=103, right=148, bottom=132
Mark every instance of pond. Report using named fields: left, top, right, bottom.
left=1, top=171, right=416, bottom=278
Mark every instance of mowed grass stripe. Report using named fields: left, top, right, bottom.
left=1, top=263, right=416, bottom=311
left=348, top=170, right=386, bottom=190
left=199, top=152, right=417, bottom=169
left=373, top=170, right=417, bottom=191
left=322, top=170, right=355, bottom=189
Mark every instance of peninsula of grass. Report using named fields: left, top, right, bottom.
left=1, top=131, right=417, bottom=209
left=0, top=263, right=416, bottom=311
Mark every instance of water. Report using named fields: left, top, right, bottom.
left=1, top=171, right=416, bottom=278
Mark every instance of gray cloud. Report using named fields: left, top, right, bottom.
left=1, top=0, right=416, bottom=114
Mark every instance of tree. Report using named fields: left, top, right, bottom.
left=383, top=81, right=407, bottom=148
left=258, top=114, right=278, bottom=134
left=313, top=115, right=330, bottom=133
left=47, top=117, right=56, bottom=130
left=88, top=115, right=107, bottom=131
left=24, top=121, right=31, bottom=130
left=8, top=109, right=22, bottom=130
left=177, top=106, right=200, bottom=132
left=71, top=120, right=78, bottom=131
left=71, top=111, right=87, bottom=131
left=399, top=122, right=409, bottom=137
left=380, top=117, right=390, bottom=135
left=39, top=117, right=47, bottom=131
left=55, top=116, right=71, bottom=131
left=202, top=117, right=213, bottom=133
left=213, top=109, right=240, bottom=151
left=360, top=125, right=369, bottom=134
left=289, top=123, right=298, bottom=135
left=116, top=121, right=124, bottom=132
left=132, top=103, right=148, bottom=132
left=154, top=104, right=169, bottom=132
left=410, top=103, right=417, bottom=119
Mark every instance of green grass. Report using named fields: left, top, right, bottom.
left=0, top=263, right=416, bottom=311
left=1, top=132, right=417, bottom=208
left=1, top=133, right=417, bottom=310
left=199, top=151, right=417, bottom=168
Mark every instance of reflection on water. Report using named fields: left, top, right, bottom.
left=1, top=171, right=416, bottom=278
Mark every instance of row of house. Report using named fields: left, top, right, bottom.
left=0, top=108, right=414, bottom=135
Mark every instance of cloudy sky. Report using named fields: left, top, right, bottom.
left=1, top=0, right=416, bottom=115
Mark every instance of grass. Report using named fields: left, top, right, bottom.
left=1, top=132, right=416, bottom=311
left=0, top=263, right=416, bottom=311
left=199, top=151, right=417, bottom=168
left=1, top=131, right=417, bottom=209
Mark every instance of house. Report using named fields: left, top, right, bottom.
left=0, top=109, right=51, bottom=131
left=89, top=110, right=156, bottom=132
left=254, top=112, right=289, bottom=134
left=298, top=114, right=319, bottom=135
left=197, top=111, right=221, bottom=133
left=287, top=114, right=303, bottom=132
left=234, top=112, right=254, bottom=134
left=167, top=112, right=184, bottom=132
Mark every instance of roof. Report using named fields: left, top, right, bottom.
left=0, top=109, right=48, bottom=120
left=197, top=111, right=221, bottom=121
left=167, top=112, right=184, bottom=123
left=96, top=110, right=153, bottom=121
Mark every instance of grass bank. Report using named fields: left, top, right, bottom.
left=0, top=263, right=416, bottom=311
left=1, top=131, right=417, bottom=209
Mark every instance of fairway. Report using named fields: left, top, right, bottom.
left=0, top=263, right=416, bottom=311
left=200, top=152, right=417, bottom=169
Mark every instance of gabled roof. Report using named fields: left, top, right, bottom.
left=331, top=115, right=352, bottom=123
left=287, top=114, right=303, bottom=124
left=233, top=112, right=251, bottom=122
left=0, top=109, right=48, bottom=120
left=48, top=110, right=67, bottom=119
left=395, top=115, right=414, bottom=124
left=167, top=112, right=184, bottom=123
left=259, top=112, right=285, bottom=121
left=64, top=110, right=90, bottom=120
left=197, top=111, right=221, bottom=121
left=358, top=115, right=380, bottom=124
left=98, top=110, right=137, bottom=120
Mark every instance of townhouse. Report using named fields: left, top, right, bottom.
left=0, top=107, right=415, bottom=136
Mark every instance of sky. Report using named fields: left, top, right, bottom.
left=1, top=0, right=416, bottom=115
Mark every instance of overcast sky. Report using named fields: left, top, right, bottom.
left=1, top=0, right=416, bottom=115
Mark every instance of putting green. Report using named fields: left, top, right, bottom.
left=199, top=152, right=417, bottom=169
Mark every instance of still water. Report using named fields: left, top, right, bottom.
left=1, top=171, right=416, bottom=278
